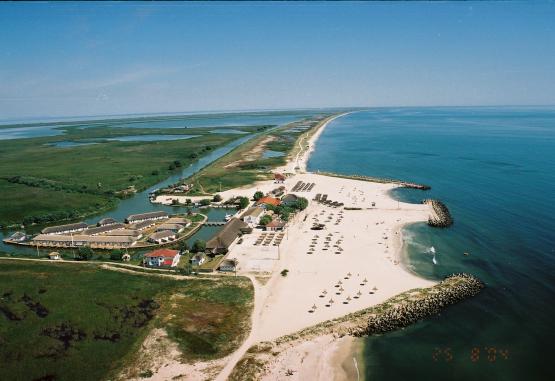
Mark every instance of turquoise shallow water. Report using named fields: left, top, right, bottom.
left=307, top=107, right=555, bottom=381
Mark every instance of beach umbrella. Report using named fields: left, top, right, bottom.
left=347, top=272, right=352, bottom=277
left=363, top=278, right=368, bottom=283
left=357, top=291, right=362, bottom=296
left=339, top=286, right=344, bottom=292
left=312, top=304, right=317, bottom=310
left=329, top=299, right=334, bottom=304
left=373, top=286, right=378, bottom=291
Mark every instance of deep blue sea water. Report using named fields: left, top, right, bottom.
left=308, top=107, right=555, bottom=381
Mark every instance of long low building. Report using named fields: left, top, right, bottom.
left=33, top=234, right=137, bottom=249
left=83, top=223, right=126, bottom=236
left=148, top=230, right=176, bottom=244
left=41, top=222, right=89, bottom=235
left=125, top=211, right=169, bottom=224
left=206, top=218, right=250, bottom=255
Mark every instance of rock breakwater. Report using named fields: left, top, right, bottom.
left=424, top=199, right=453, bottom=227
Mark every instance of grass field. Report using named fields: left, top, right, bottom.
left=0, top=125, right=266, bottom=227
left=183, top=113, right=337, bottom=195
left=0, top=260, right=253, bottom=381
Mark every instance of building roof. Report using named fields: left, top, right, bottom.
left=83, top=223, right=125, bottom=235
left=274, top=173, right=286, bottom=181
left=98, top=218, right=118, bottom=226
left=206, top=218, right=249, bottom=251
left=33, top=234, right=136, bottom=244
left=41, top=222, right=88, bottom=234
left=281, top=194, right=299, bottom=203
left=126, top=211, right=169, bottom=223
left=156, top=223, right=185, bottom=231
left=166, top=217, right=191, bottom=225
left=241, top=207, right=264, bottom=219
left=129, top=220, right=155, bottom=230
left=144, top=248, right=179, bottom=258
left=148, top=230, right=175, bottom=240
left=220, top=259, right=238, bottom=268
left=48, top=252, right=60, bottom=257
left=106, top=229, right=141, bottom=237
left=266, top=219, right=286, bottom=228
left=256, top=197, right=281, bottom=206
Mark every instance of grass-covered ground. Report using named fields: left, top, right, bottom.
left=0, top=124, right=266, bottom=227
left=184, top=114, right=337, bottom=195
left=0, top=260, right=253, bottom=381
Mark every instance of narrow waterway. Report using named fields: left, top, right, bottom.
left=0, top=115, right=311, bottom=255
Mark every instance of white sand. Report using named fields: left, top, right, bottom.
left=143, top=112, right=436, bottom=380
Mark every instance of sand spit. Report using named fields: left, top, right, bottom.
left=228, top=274, right=484, bottom=381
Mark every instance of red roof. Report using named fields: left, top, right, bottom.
left=257, top=197, right=281, bottom=206
left=144, top=248, right=179, bottom=258
left=274, top=173, right=286, bottom=181
left=163, top=259, right=174, bottom=266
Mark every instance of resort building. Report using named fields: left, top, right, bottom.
left=32, top=234, right=137, bottom=249
left=206, top=218, right=250, bottom=255
left=190, top=253, right=207, bottom=266
left=143, top=248, right=181, bottom=267
left=155, top=223, right=185, bottom=233
left=264, top=219, right=286, bottom=231
left=129, top=220, right=156, bottom=231
left=125, top=211, right=169, bottom=224
left=41, top=222, right=89, bottom=235
left=83, top=223, right=126, bottom=236
left=6, top=231, right=26, bottom=242
left=274, top=173, right=286, bottom=183
left=106, top=229, right=142, bottom=239
left=256, top=196, right=281, bottom=208
left=241, top=207, right=265, bottom=226
left=281, top=194, right=299, bottom=207
left=97, top=218, right=118, bottom=227
left=166, top=217, right=192, bottom=227
left=147, top=230, right=176, bottom=244
left=219, top=259, right=238, bottom=272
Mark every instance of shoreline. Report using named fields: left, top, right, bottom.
left=140, top=111, right=458, bottom=381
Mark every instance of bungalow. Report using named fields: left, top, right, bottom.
left=7, top=231, right=26, bottom=242
left=206, top=218, right=249, bottom=255
left=241, top=207, right=265, bottom=226
left=189, top=253, right=207, bottom=266
left=155, top=223, right=185, bottom=234
left=219, top=259, right=238, bottom=272
left=281, top=194, right=299, bottom=207
left=256, top=196, right=281, bottom=208
left=48, top=252, right=61, bottom=260
left=143, top=248, right=181, bottom=267
left=125, top=211, right=169, bottom=224
left=147, top=230, right=176, bottom=244
left=41, top=222, right=89, bottom=235
left=274, top=173, right=286, bottom=183
left=264, top=219, right=286, bottom=231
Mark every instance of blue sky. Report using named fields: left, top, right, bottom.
left=1, top=1, right=554, bottom=120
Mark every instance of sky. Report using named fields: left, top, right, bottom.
left=1, top=1, right=555, bottom=120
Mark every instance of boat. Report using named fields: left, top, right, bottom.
left=224, top=214, right=233, bottom=221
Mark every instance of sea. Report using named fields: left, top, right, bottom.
left=307, top=107, right=555, bottom=381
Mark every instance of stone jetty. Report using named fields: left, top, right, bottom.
left=353, top=273, right=484, bottom=336
left=424, top=199, right=453, bottom=227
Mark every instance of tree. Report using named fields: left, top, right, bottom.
left=294, top=197, right=309, bottom=211
left=213, top=194, right=223, bottom=202
left=76, top=246, right=94, bottom=261
left=171, top=199, right=180, bottom=205
left=200, top=198, right=211, bottom=206
left=185, top=198, right=192, bottom=205
left=192, top=239, right=206, bottom=253
left=259, top=215, right=272, bottom=226
left=110, top=249, right=124, bottom=261
left=238, top=196, right=249, bottom=210
left=151, top=169, right=160, bottom=176
left=168, top=162, right=176, bottom=170
left=178, top=240, right=189, bottom=253
left=253, top=191, right=264, bottom=201
left=174, top=160, right=182, bottom=168
left=280, top=269, right=289, bottom=277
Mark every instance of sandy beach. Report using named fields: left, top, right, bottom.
left=146, top=113, right=436, bottom=380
